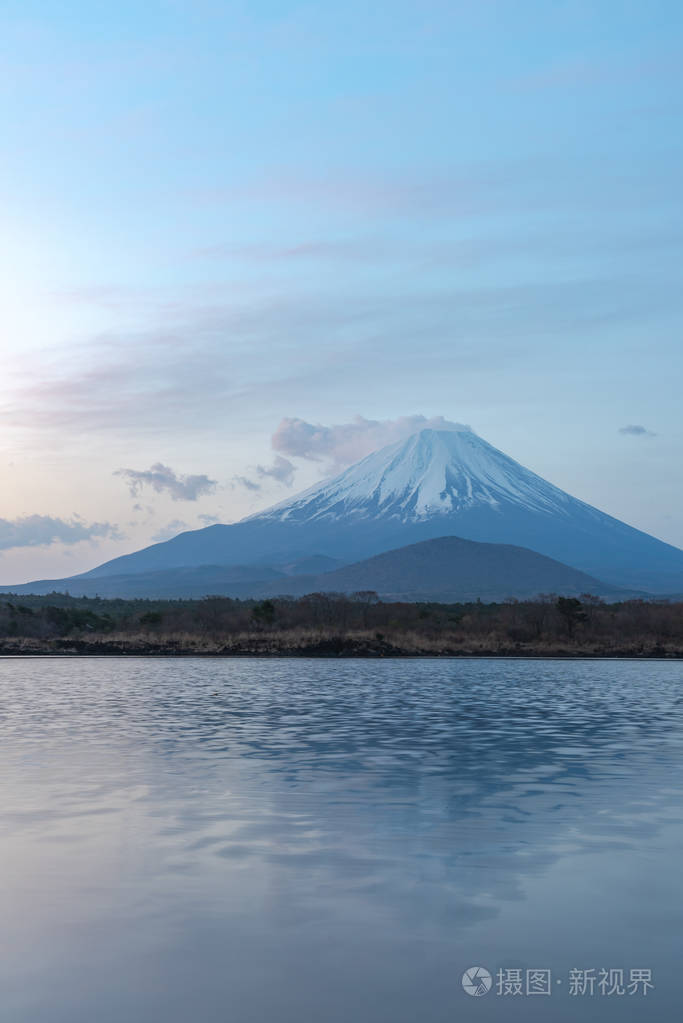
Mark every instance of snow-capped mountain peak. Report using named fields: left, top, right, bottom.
left=251, top=428, right=573, bottom=525
left=61, top=425, right=683, bottom=594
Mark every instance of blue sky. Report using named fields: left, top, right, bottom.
left=1, top=0, right=682, bottom=581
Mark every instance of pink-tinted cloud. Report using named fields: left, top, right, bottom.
left=194, top=239, right=390, bottom=262
left=272, top=414, right=471, bottom=470
left=190, top=166, right=506, bottom=217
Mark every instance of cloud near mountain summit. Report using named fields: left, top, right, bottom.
left=272, top=415, right=471, bottom=471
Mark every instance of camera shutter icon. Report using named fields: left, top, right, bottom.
left=462, top=966, right=492, bottom=997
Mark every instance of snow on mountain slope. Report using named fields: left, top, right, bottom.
left=251, top=428, right=577, bottom=524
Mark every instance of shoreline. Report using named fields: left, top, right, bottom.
left=3, top=653, right=682, bottom=661
left=2, top=638, right=682, bottom=659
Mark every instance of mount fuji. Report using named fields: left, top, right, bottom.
left=7, top=427, right=683, bottom=595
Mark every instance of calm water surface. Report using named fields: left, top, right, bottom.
left=0, top=657, right=682, bottom=1022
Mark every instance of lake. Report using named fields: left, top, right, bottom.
left=0, top=657, right=682, bottom=1021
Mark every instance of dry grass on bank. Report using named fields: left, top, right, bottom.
left=2, top=623, right=682, bottom=658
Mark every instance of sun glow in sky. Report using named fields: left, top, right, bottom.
left=1, top=0, right=682, bottom=582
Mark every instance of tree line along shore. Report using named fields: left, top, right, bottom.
left=0, top=591, right=682, bottom=657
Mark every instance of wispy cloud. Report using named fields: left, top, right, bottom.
left=3, top=274, right=680, bottom=440
left=190, top=167, right=496, bottom=216
left=150, top=519, right=190, bottom=542
left=0, top=515, right=121, bottom=552
left=193, top=227, right=683, bottom=275
left=232, top=475, right=261, bottom=492
left=198, top=513, right=221, bottom=525
left=115, top=463, right=217, bottom=501
left=618, top=424, right=657, bottom=437
left=272, top=414, right=471, bottom=470
left=231, top=454, right=297, bottom=493
left=194, top=239, right=389, bottom=262
left=256, top=455, right=296, bottom=486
